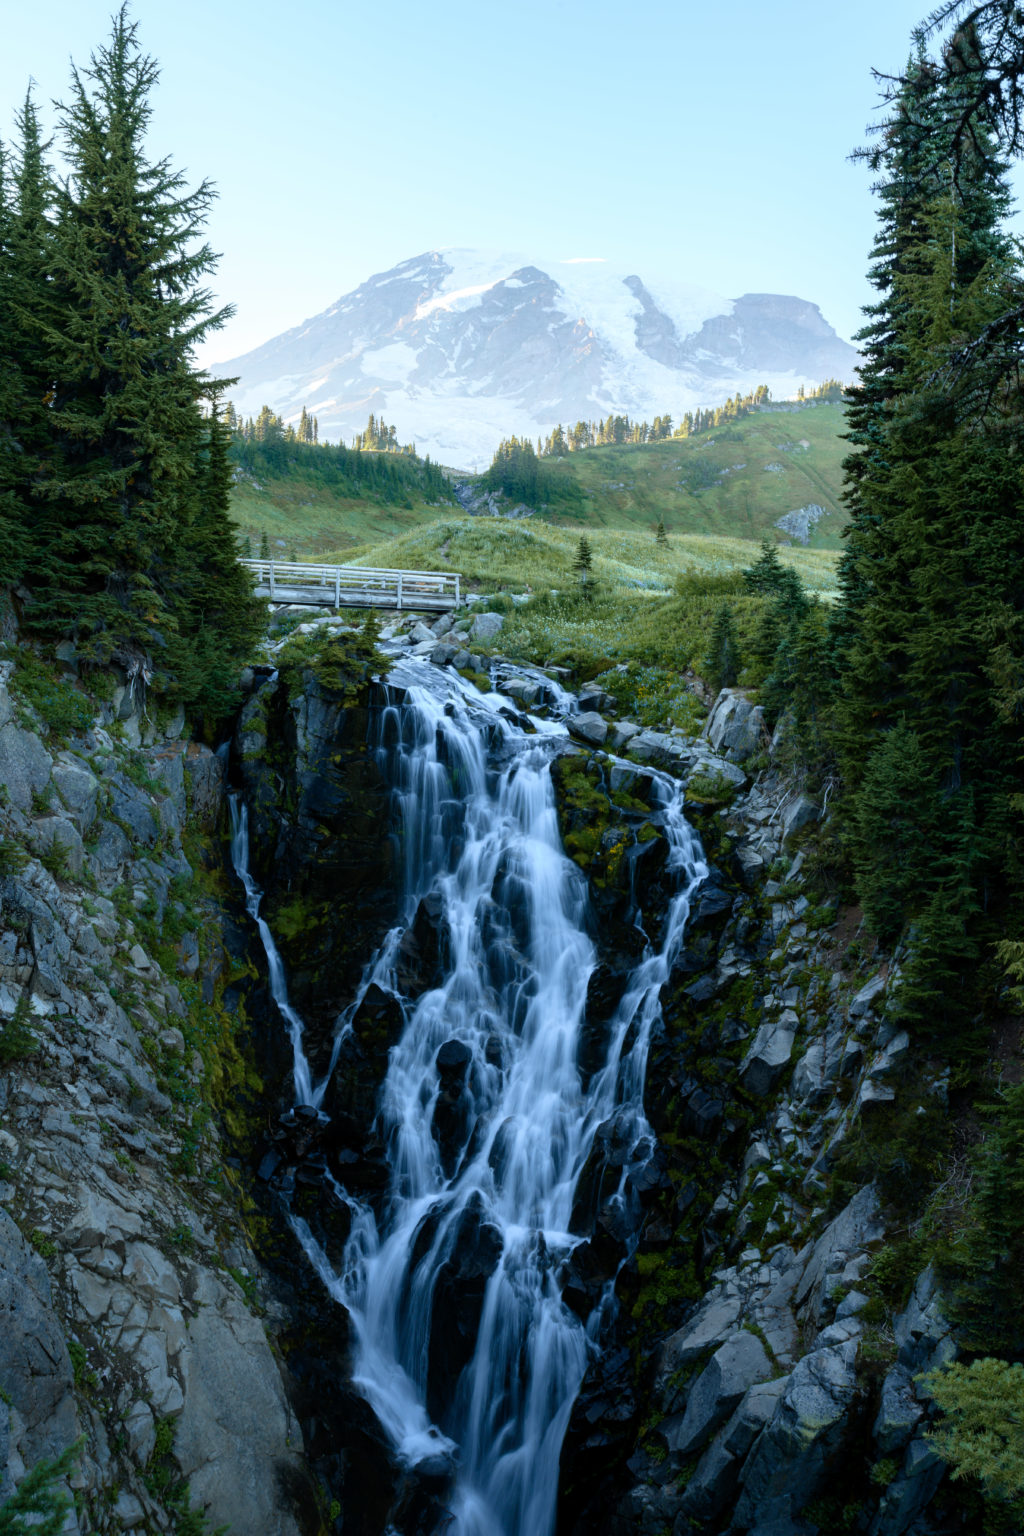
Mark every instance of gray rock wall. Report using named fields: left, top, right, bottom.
left=0, top=656, right=310, bottom=1535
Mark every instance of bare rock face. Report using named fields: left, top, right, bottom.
left=0, top=1210, right=80, bottom=1500
left=175, top=1270, right=306, bottom=1535
left=703, top=688, right=766, bottom=763
left=0, top=675, right=313, bottom=1534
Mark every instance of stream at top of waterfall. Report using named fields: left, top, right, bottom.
left=231, top=656, right=708, bottom=1536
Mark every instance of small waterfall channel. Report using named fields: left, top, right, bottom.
left=231, top=658, right=708, bottom=1536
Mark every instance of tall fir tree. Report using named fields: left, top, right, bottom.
left=0, top=94, right=57, bottom=586
left=833, top=25, right=1024, bottom=1035
left=19, top=8, right=256, bottom=713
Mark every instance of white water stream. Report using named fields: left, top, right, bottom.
left=232, top=660, right=708, bottom=1536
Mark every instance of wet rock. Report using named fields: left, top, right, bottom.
left=571, top=1110, right=640, bottom=1235
left=560, top=1230, right=628, bottom=1320
left=568, top=712, right=609, bottom=747
left=681, top=1083, right=725, bottom=1139
left=578, top=966, right=622, bottom=1089
left=686, top=883, right=734, bottom=932
left=430, top=638, right=461, bottom=667
left=326, top=983, right=405, bottom=1134
left=432, top=1038, right=473, bottom=1176
left=395, top=895, right=445, bottom=998
left=578, top=683, right=615, bottom=713
left=426, top=1195, right=504, bottom=1425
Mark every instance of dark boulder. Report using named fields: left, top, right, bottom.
left=431, top=1038, right=474, bottom=1177
left=324, top=983, right=405, bottom=1134
left=426, top=1195, right=504, bottom=1427
left=395, top=895, right=446, bottom=998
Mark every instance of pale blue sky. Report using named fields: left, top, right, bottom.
left=1, top=0, right=977, bottom=366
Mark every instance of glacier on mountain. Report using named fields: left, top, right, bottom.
left=212, top=248, right=858, bottom=466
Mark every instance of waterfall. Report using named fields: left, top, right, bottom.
left=229, top=798, right=315, bottom=1108
left=234, top=659, right=708, bottom=1536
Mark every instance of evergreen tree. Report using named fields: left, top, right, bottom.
left=830, top=21, right=1024, bottom=1038
left=259, top=529, right=270, bottom=560
left=655, top=518, right=668, bottom=546
left=172, top=406, right=265, bottom=718
left=742, top=537, right=805, bottom=607
left=20, top=8, right=244, bottom=714
left=702, top=603, right=739, bottom=694
left=571, top=535, right=594, bottom=598
left=0, top=94, right=57, bottom=586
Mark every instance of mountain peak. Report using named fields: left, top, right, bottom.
left=214, top=249, right=857, bottom=465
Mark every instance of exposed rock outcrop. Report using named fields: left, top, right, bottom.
left=0, top=656, right=313, bottom=1534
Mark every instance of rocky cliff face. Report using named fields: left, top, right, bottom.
left=0, top=654, right=316, bottom=1535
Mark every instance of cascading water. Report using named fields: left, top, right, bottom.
left=233, top=658, right=708, bottom=1536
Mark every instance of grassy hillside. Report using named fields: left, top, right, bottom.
left=229, top=450, right=457, bottom=558
left=228, top=401, right=848, bottom=557
left=526, top=402, right=847, bottom=549
left=335, top=518, right=838, bottom=601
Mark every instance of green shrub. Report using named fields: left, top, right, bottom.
left=0, top=839, right=28, bottom=878
left=39, top=838, right=71, bottom=881
left=0, top=994, right=38, bottom=1064
left=923, top=1358, right=1024, bottom=1504
left=8, top=652, right=93, bottom=740
left=0, top=1441, right=78, bottom=1535
left=686, top=769, right=739, bottom=806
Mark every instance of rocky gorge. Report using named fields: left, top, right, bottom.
left=0, top=605, right=970, bottom=1536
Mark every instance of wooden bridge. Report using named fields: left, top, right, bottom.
left=240, top=559, right=461, bottom=612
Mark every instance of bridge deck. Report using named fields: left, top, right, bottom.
left=240, top=559, right=460, bottom=612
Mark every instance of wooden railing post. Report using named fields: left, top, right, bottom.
left=269, top=561, right=275, bottom=599
left=397, top=572, right=403, bottom=609
left=335, top=568, right=341, bottom=607
left=455, top=574, right=460, bottom=606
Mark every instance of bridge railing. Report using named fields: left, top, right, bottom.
left=239, top=559, right=460, bottom=608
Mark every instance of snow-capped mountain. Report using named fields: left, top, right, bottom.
left=213, top=249, right=858, bottom=466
